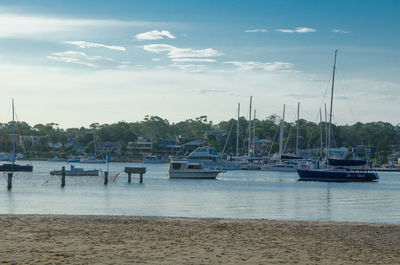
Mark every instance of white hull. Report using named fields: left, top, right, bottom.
left=260, top=165, right=298, bottom=172
left=187, top=159, right=240, bottom=170
left=169, top=171, right=219, bottom=179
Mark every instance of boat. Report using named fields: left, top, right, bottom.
left=261, top=160, right=302, bottom=172
left=80, top=156, right=106, bottom=164
left=0, top=99, right=33, bottom=172
left=143, top=155, right=165, bottom=164
left=185, top=146, right=240, bottom=170
left=48, top=157, right=64, bottom=162
left=50, top=165, right=99, bottom=176
left=297, top=50, right=379, bottom=182
left=168, top=160, right=222, bottom=179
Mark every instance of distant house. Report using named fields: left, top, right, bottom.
left=127, top=137, right=153, bottom=160
left=351, top=145, right=371, bottom=160
left=253, top=139, right=272, bottom=156
left=95, top=141, right=122, bottom=154
left=156, top=139, right=183, bottom=156
left=20, top=135, right=42, bottom=146
left=204, top=129, right=227, bottom=140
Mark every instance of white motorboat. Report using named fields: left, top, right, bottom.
left=185, top=147, right=240, bottom=170
left=168, top=160, right=222, bottom=179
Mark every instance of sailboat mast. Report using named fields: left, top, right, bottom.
left=327, top=49, right=338, bottom=160
left=253, top=109, right=256, bottom=156
left=236, top=103, right=240, bottom=159
left=324, top=103, right=328, bottom=152
left=319, top=108, right=323, bottom=155
left=278, top=104, right=285, bottom=158
left=248, top=96, right=252, bottom=157
left=296, top=102, right=300, bottom=155
left=11, top=98, right=15, bottom=165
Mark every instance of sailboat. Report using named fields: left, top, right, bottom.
left=297, top=50, right=378, bottom=182
left=0, top=99, right=33, bottom=172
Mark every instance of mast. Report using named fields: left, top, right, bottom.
left=324, top=103, right=328, bottom=152
left=93, top=132, right=97, bottom=157
left=248, top=96, right=252, bottom=157
left=278, top=104, right=285, bottom=158
left=236, top=103, right=240, bottom=159
left=319, top=108, right=323, bottom=155
left=253, top=109, right=256, bottom=156
left=296, top=102, right=300, bottom=155
left=11, top=98, right=15, bottom=166
left=327, top=49, right=338, bottom=160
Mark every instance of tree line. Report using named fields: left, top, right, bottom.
left=0, top=115, right=399, bottom=162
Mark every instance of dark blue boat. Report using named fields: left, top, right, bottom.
left=297, top=168, right=379, bottom=182
left=0, top=163, right=33, bottom=172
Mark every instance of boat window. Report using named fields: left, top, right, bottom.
left=172, top=163, right=182, bottom=170
left=187, top=164, right=202, bottom=169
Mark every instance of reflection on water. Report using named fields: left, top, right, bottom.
left=0, top=161, right=400, bottom=224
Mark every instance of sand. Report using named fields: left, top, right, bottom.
left=0, top=215, right=399, bottom=264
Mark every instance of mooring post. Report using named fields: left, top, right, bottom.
left=128, top=173, right=132, bottom=183
left=104, top=171, right=108, bottom=185
left=61, top=166, right=65, bottom=187
left=7, top=173, right=12, bottom=190
left=140, top=173, right=143, bottom=184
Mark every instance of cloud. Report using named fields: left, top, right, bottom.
left=169, top=63, right=207, bottom=73
left=245, top=29, right=268, bottom=33
left=64, top=41, right=126, bottom=51
left=225, top=61, right=294, bottom=71
left=135, top=30, right=176, bottom=40
left=0, top=13, right=161, bottom=38
left=171, top=58, right=216, bottom=63
left=331, top=29, right=351, bottom=34
left=276, top=27, right=316, bottom=33
left=46, top=51, right=113, bottom=67
left=142, top=44, right=223, bottom=59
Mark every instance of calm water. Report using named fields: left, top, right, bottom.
left=1, top=161, right=399, bottom=224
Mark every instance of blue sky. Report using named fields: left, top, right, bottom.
left=0, top=0, right=399, bottom=127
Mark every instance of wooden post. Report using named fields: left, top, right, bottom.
left=7, top=173, right=12, bottom=190
left=128, top=173, right=131, bottom=183
left=61, top=166, right=65, bottom=187
left=140, top=173, right=143, bottom=184
left=104, top=171, right=108, bottom=185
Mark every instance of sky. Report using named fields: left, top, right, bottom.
left=0, top=0, right=399, bottom=128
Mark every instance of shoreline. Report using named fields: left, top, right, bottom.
left=1, top=215, right=399, bottom=264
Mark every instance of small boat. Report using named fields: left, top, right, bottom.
left=143, top=155, right=164, bottom=164
left=185, top=147, right=240, bottom=170
left=168, top=160, right=222, bottom=179
left=0, top=163, right=33, bottom=172
left=50, top=165, right=99, bottom=176
left=80, top=157, right=106, bottom=164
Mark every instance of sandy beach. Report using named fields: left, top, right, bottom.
left=0, top=215, right=399, bottom=264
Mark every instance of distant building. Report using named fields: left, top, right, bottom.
left=253, top=139, right=273, bottom=156
left=20, top=135, right=42, bottom=146
left=96, top=141, right=122, bottom=154
left=183, top=140, right=206, bottom=153
left=351, top=145, right=371, bottom=160
left=156, top=139, right=183, bottom=156
left=127, top=138, right=153, bottom=160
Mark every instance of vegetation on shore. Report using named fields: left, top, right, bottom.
left=0, top=115, right=399, bottom=163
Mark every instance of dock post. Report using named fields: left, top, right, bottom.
left=140, top=173, right=143, bottom=184
left=61, top=166, right=65, bottom=187
left=104, top=171, right=108, bottom=185
left=128, top=173, right=131, bottom=183
left=7, top=173, right=12, bottom=190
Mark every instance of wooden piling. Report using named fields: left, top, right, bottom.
left=128, top=173, right=132, bottom=183
left=104, top=171, right=108, bottom=185
left=61, top=166, right=65, bottom=187
left=124, top=167, right=146, bottom=184
left=140, top=173, right=143, bottom=184
left=7, top=173, right=12, bottom=190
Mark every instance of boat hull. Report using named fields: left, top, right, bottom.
left=169, top=171, right=219, bottom=179
left=0, top=163, right=33, bottom=172
left=297, top=169, right=379, bottom=182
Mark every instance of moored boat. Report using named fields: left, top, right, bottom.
left=168, top=160, right=222, bottom=179
left=50, top=165, right=99, bottom=176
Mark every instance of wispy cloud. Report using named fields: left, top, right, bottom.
left=135, top=30, right=176, bottom=40
left=245, top=29, right=268, bottom=33
left=0, top=13, right=160, bottom=38
left=142, top=44, right=223, bottom=59
left=171, top=58, right=216, bottom=63
left=225, top=61, right=293, bottom=71
left=331, top=29, right=351, bottom=34
left=64, top=41, right=126, bottom=51
left=169, top=63, right=207, bottom=73
left=46, top=51, right=113, bottom=67
left=276, top=27, right=316, bottom=33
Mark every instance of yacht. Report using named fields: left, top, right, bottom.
left=169, top=160, right=222, bottom=179
left=185, top=147, right=240, bottom=170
